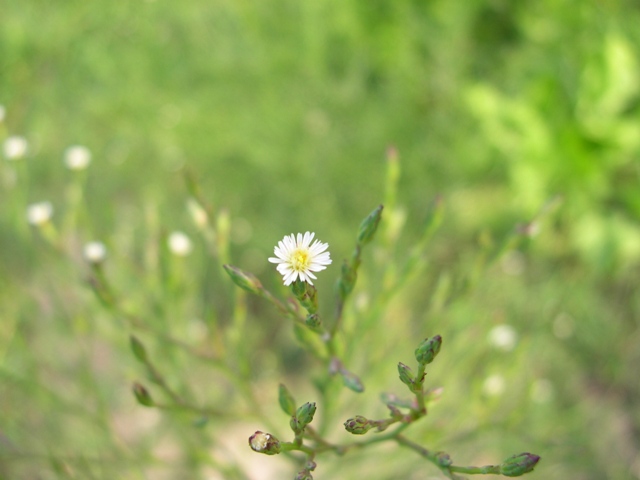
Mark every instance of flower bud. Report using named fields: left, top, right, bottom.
left=132, top=382, right=154, bottom=407
left=295, top=402, right=316, bottom=429
left=358, top=205, right=383, bottom=245
left=337, top=260, right=357, bottom=299
left=340, top=368, right=364, bottom=393
left=248, top=431, right=281, bottom=455
left=305, top=314, right=321, bottom=328
left=292, top=280, right=318, bottom=314
left=499, top=453, right=541, bottom=477
left=129, top=335, right=148, bottom=363
left=278, top=383, right=297, bottom=416
left=223, top=265, right=262, bottom=295
left=435, top=451, right=452, bottom=467
left=344, top=415, right=374, bottom=435
left=398, top=362, right=415, bottom=388
left=415, top=335, right=442, bottom=366
left=187, top=198, right=209, bottom=229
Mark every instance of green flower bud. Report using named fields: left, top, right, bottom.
left=435, top=451, right=452, bottom=467
left=358, top=205, right=384, bottom=245
left=292, top=280, right=318, bottom=314
left=295, top=402, right=317, bottom=429
left=344, top=415, right=374, bottom=435
left=248, top=431, right=281, bottom=455
left=129, top=335, right=148, bottom=363
left=337, top=260, right=357, bottom=299
left=499, top=453, right=541, bottom=477
left=339, top=368, right=364, bottom=393
left=223, top=265, right=262, bottom=295
left=305, top=313, right=321, bottom=328
left=295, top=461, right=317, bottom=480
left=278, top=383, right=297, bottom=416
left=398, top=362, right=415, bottom=388
left=387, top=403, right=402, bottom=418
left=132, top=382, right=154, bottom=407
left=415, top=335, right=442, bottom=366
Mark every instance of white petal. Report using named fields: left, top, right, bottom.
left=308, top=264, right=327, bottom=272
left=284, top=270, right=298, bottom=285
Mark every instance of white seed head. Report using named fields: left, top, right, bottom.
left=487, top=324, right=518, bottom=351
left=3, top=135, right=28, bottom=160
left=64, top=145, right=92, bottom=170
left=168, top=231, right=193, bottom=256
left=26, top=201, right=53, bottom=226
left=83, top=241, right=107, bottom=263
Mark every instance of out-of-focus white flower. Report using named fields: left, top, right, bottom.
left=168, top=231, right=193, bottom=256
left=482, top=374, right=506, bottom=397
left=64, top=145, right=92, bottom=170
left=26, top=201, right=53, bottom=226
left=3, top=135, right=28, bottom=160
left=83, top=241, right=107, bottom=264
left=530, top=378, right=554, bottom=404
left=268, top=232, right=331, bottom=286
left=0, top=105, right=6, bottom=123
left=487, top=324, right=518, bottom=352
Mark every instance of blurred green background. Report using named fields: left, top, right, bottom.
left=2, top=0, right=640, bottom=479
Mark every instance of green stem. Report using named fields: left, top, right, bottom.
left=281, top=442, right=315, bottom=455
left=450, top=465, right=501, bottom=475
left=337, top=423, right=410, bottom=454
left=395, top=435, right=456, bottom=479
left=414, top=364, right=427, bottom=415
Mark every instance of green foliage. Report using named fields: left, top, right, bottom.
left=2, top=1, right=640, bottom=479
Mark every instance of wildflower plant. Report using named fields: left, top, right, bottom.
left=13, top=131, right=550, bottom=478
left=82, top=150, right=548, bottom=479
left=224, top=208, right=541, bottom=479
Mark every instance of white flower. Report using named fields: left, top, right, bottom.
left=482, top=374, right=506, bottom=397
left=3, top=135, right=28, bottom=160
left=487, top=324, right=518, bottom=352
left=26, top=201, right=53, bottom=226
left=268, top=232, right=331, bottom=286
left=83, top=241, right=107, bottom=263
left=168, top=231, right=193, bottom=256
left=64, top=145, right=92, bottom=170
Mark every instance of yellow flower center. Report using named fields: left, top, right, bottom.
left=291, top=249, right=310, bottom=271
